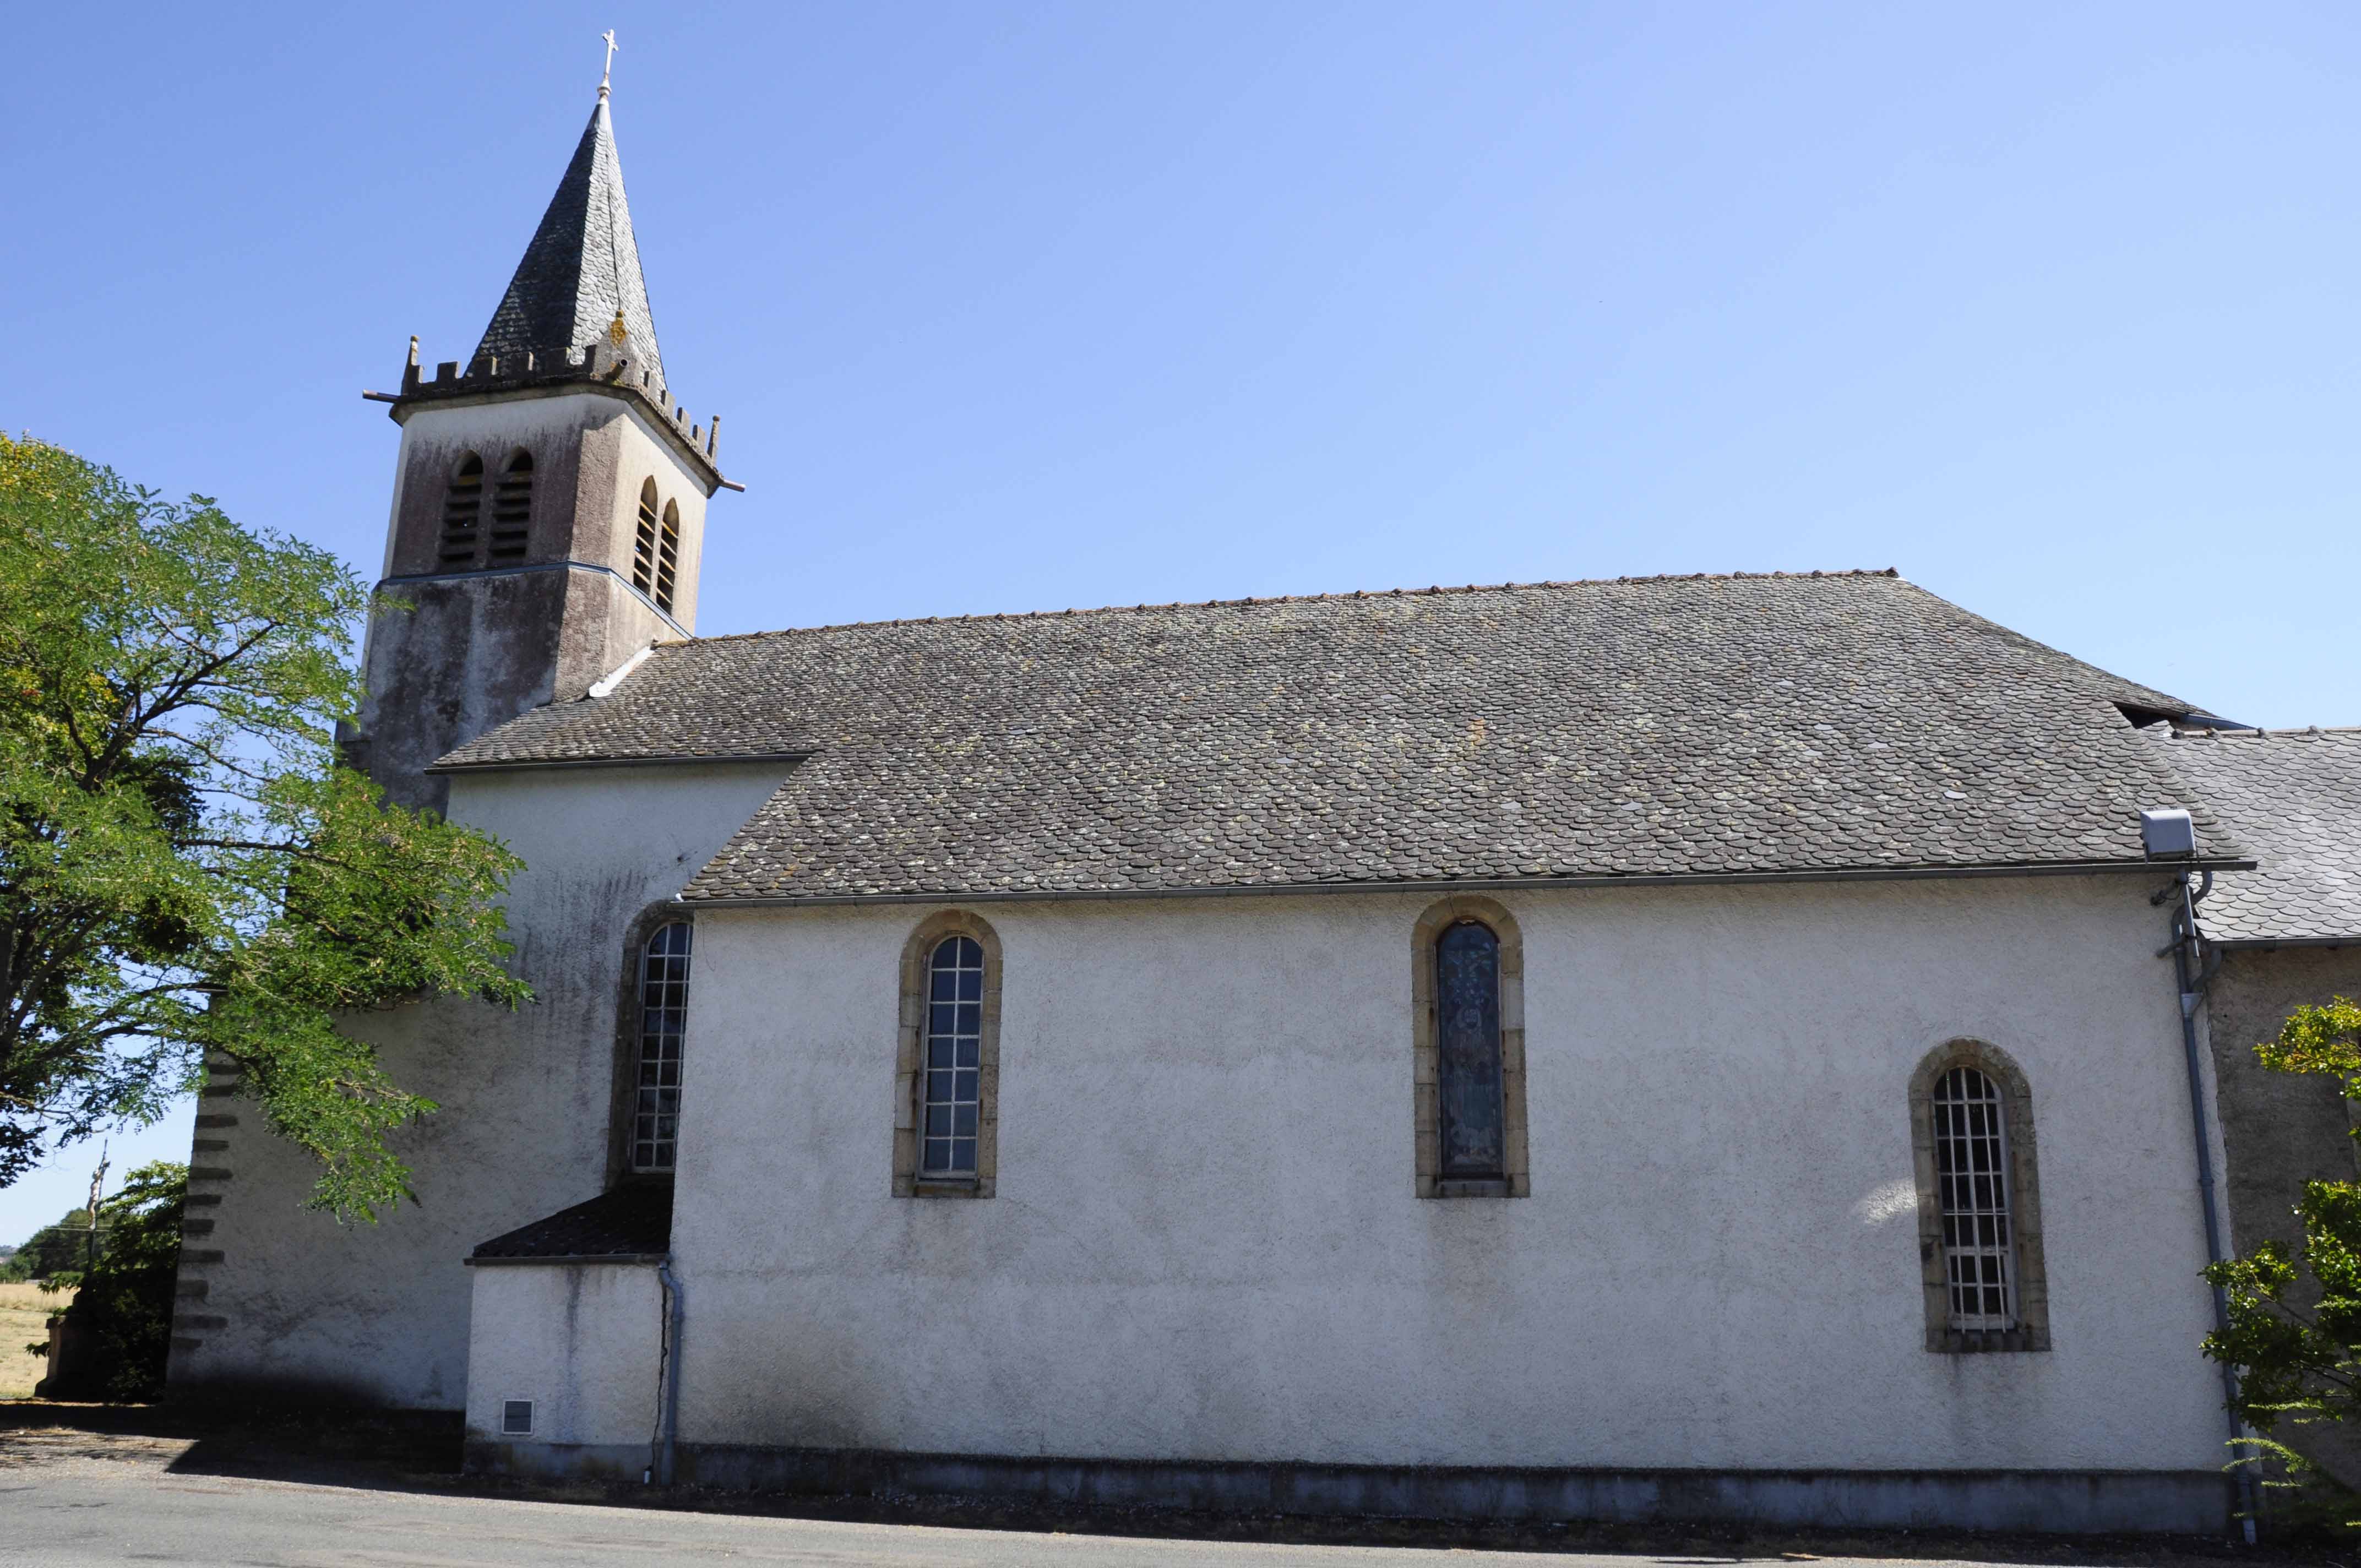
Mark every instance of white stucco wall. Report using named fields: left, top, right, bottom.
left=672, top=874, right=2223, bottom=1473
left=465, top=1262, right=662, bottom=1468
left=172, top=761, right=787, bottom=1408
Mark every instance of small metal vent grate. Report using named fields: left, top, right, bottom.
left=501, top=1398, right=534, bottom=1436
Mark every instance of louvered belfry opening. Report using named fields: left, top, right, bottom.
left=632, top=478, right=661, bottom=598
left=656, top=500, right=681, bottom=613
left=439, top=454, right=485, bottom=567
left=488, top=450, right=532, bottom=564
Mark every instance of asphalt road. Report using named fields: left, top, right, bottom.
left=8, top=1460, right=1568, bottom=1567
left=0, top=1430, right=2184, bottom=1568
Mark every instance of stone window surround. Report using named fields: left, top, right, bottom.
left=1412, top=895, right=1530, bottom=1199
left=1909, top=1037, right=2052, bottom=1353
left=605, top=901, right=693, bottom=1188
left=894, top=910, right=1004, bottom=1199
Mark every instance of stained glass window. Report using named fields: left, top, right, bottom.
left=1435, top=920, right=1505, bottom=1180
left=920, top=935, right=984, bottom=1179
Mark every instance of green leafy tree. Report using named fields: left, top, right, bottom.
left=2202, top=998, right=2361, bottom=1526
left=28, top=1161, right=184, bottom=1400
left=0, top=434, right=529, bottom=1218
left=2205, top=999, right=2361, bottom=1424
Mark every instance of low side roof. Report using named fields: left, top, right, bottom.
left=435, top=570, right=2233, bottom=902
left=2151, top=728, right=2361, bottom=945
left=469, top=1184, right=673, bottom=1264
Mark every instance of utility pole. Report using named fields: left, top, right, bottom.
left=83, top=1145, right=108, bottom=1272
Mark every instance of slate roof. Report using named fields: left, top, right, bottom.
left=469, top=1183, right=673, bottom=1263
left=472, top=98, right=667, bottom=394
left=2150, top=728, right=2361, bottom=945
left=435, top=570, right=2242, bottom=902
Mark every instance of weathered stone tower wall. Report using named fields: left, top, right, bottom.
left=350, top=363, right=720, bottom=812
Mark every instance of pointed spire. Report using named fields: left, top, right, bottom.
left=472, top=95, right=666, bottom=392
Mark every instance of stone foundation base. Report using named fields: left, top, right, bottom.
left=467, top=1440, right=2229, bottom=1534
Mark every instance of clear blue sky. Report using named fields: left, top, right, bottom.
left=3, top=3, right=2355, bottom=1239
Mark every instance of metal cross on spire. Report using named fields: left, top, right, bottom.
left=599, top=29, right=618, bottom=101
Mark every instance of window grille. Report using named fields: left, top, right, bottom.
left=439, top=453, right=485, bottom=567
left=632, top=478, right=661, bottom=598
left=656, top=499, right=682, bottom=613
left=631, top=922, right=692, bottom=1173
left=1933, top=1065, right=2017, bottom=1331
left=919, top=935, right=983, bottom=1179
left=487, top=450, right=532, bottom=563
left=1434, top=920, right=1505, bottom=1179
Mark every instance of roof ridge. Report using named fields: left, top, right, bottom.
left=679, top=567, right=1908, bottom=646
left=2174, top=725, right=2361, bottom=741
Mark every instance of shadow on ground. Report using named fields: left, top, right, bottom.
left=0, top=1400, right=2314, bottom=1565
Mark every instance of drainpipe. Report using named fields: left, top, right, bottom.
left=2156, top=860, right=2256, bottom=1540
left=647, top=1259, right=684, bottom=1487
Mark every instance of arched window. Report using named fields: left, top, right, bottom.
left=487, top=449, right=532, bottom=563
left=656, top=499, right=682, bottom=613
left=919, top=936, right=984, bottom=1179
left=1411, top=897, right=1529, bottom=1197
left=1933, top=1067, right=2014, bottom=1329
left=1436, top=922, right=1504, bottom=1179
left=438, top=453, right=484, bottom=567
left=630, top=921, right=693, bottom=1174
left=894, top=911, right=1003, bottom=1197
left=1909, top=1041, right=2050, bottom=1352
left=632, top=478, right=661, bottom=598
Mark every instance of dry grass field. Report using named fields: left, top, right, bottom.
left=0, top=1280, right=71, bottom=1398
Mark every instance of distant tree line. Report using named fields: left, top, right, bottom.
left=1, top=1207, right=100, bottom=1281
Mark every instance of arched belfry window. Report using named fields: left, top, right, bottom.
left=1411, top=897, right=1529, bottom=1197
left=439, top=453, right=485, bottom=567
left=632, top=478, right=661, bottom=600
left=656, top=499, right=682, bottom=613
left=488, top=450, right=532, bottom=564
left=629, top=921, right=693, bottom=1174
left=1909, top=1041, right=2050, bottom=1352
left=894, top=911, right=1003, bottom=1197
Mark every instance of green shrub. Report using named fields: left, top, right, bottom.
left=34, top=1161, right=184, bottom=1401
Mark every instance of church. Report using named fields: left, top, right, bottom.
left=165, top=77, right=2361, bottom=1534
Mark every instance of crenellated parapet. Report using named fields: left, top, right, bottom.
left=387, top=334, right=725, bottom=481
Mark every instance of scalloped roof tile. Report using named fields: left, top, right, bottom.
left=432, top=571, right=2235, bottom=900
left=2152, top=727, right=2361, bottom=944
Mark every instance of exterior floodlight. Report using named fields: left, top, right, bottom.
left=2140, top=808, right=2197, bottom=860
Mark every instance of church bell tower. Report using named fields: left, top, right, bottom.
left=349, top=72, right=731, bottom=813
